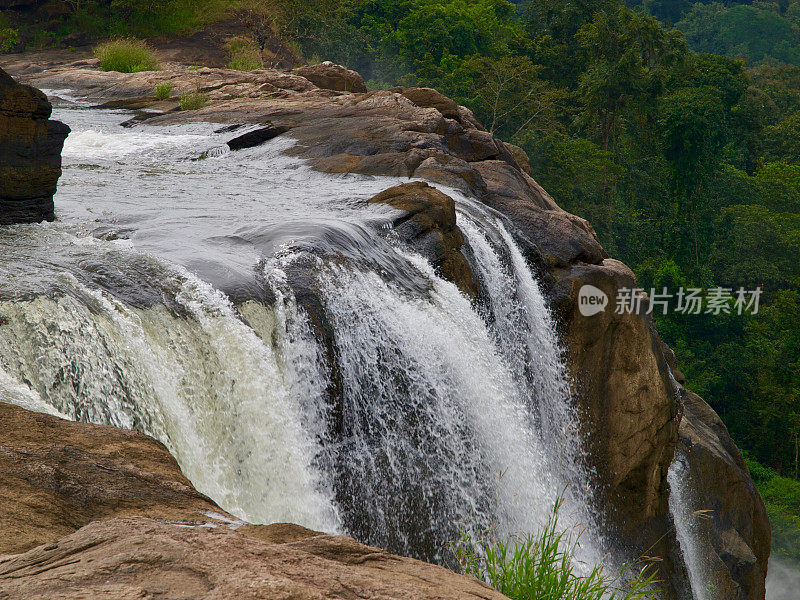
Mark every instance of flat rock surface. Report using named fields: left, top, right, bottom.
left=0, top=517, right=505, bottom=600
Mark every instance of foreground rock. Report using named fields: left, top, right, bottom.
left=0, top=402, right=504, bottom=600
left=0, top=67, right=69, bottom=224
left=0, top=517, right=504, bottom=600
left=0, top=401, right=227, bottom=555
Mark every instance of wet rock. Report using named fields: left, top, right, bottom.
left=226, top=123, right=291, bottom=150
left=0, top=68, right=69, bottom=224
left=295, top=61, right=367, bottom=93
left=369, top=182, right=480, bottom=298
left=677, top=390, right=771, bottom=600
left=0, top=517, right=506, bottom=600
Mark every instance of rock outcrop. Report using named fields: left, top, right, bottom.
left=5, top=57, right=771, bottom=599
left=0, top=67, right=69, bottom=224
left=0, top=401, right=227, bottom=555
left=369, top=181, right=480, bottom=298
left=0, top=402, right=505, bottom=600
left=676, top=390, right=771, bottom=600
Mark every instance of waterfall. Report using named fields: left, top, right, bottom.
left=669, top=449, right=712, bottom=600
left=0, top=104, right=603, bottom=567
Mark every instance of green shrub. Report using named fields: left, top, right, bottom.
left=0, top=27, right=18, bottom=53
left=178, top=90, right=210, bottom=110
left=154, top=82, right=173, bottom=100
left=453, top=499, right=659, bottom=600
left=94, top=38, right=160, bottom=73
left=227, top=36, right=262, bottom=71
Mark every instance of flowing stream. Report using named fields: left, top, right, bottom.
left=1, top=94, right=620, bottom=570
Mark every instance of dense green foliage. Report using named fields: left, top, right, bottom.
left=454, top=499, right=659, bottom=599
left=94, top=38, right=159, bottom=72
left=748, top=458, right=800, bottom=563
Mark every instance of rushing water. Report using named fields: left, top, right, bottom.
left=2, top=94, right=610, bottom=568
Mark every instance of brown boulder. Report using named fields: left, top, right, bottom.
left=0, top=67, right=69, bottom=224
left=676, top=390, right=771, bottom=600
left=390, top=86, right=461, bottom=119
left=368, top=182, right=480, bottom=298
left=0, top=517, right=505, bottom=600
left=550, top=260, right=680, bottom=562
left=295, top=61, right=367, bottom=93
left=0, top=401, right=227, bottom=555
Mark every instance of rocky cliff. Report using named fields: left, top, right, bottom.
left=2, top=55, right=770, bottom=599
left=0, top=67, right=69, bottom=224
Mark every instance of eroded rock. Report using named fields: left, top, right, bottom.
left=0, top=401, right=227, bottom=555
left=368, top=181, right=480, bottom=298
left=0, top=67, right=69, bottom=224
left=0, top=517, right=505, bottom=600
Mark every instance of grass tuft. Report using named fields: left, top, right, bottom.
left=154, top=82, right=173, bottom=100
left=227, top=36, right=262, bottom=70
left=453, top=498, right=660, bottom=600
left=94, top=38, right=160, bottom=73
left=178, top=90, right=210, bottom=110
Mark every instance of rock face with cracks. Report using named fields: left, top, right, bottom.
left=0, top=67, right=69, bottom=224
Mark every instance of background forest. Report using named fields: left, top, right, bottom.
left=2, top=0, right=800, bottom=568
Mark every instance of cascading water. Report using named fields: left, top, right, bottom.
left=669, top=450, right=713, bottom=600
left=1, top=94, right=605, bottom=568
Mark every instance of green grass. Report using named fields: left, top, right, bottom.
left=453, top=499, right=659, bottom=600
left=227, top=36, right=262, bottom=71
left=94, top=38, right=160, bottom=73
left=154, top=82, right=173, bottom=100
left=747, top=458, right=800, bottom=564
left=178, top=90, right=210, bottom=110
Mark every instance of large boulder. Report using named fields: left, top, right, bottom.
left=0, top=67, right=69, bottom=224
left=0, top=517, right=506, bottom=600
left=295, top=61, right=367, bottom=93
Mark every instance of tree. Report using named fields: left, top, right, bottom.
left=455, top=55, right=565, bottom=139
left=576, top=5, right=685, bottom=150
